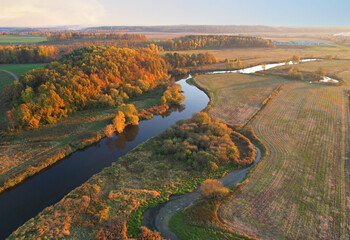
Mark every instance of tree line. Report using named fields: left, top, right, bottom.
left=156, top=35, right=274, bottom=51
left=4, top=46, right=171, bottom=130
left=164, top=52, right=217, bottom=68
left=0, top=45, right=59, bottom=64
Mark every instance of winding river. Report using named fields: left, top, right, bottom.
left=0, top=59, right=317, bottom=239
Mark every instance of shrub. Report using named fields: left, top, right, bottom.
left=137, top=227, right=164, bottom=240
left=96, top=218, right=128, bottom=240
left=200, top=179, right=229, bottom=199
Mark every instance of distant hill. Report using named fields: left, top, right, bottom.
left=82, top=25, right=350, bottom=35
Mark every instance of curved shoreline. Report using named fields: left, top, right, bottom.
left=141, top=145, right=261, bottom=240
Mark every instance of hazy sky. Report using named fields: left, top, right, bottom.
left=0, top=0, right=349, bottom=27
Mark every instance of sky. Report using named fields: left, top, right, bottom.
left=0, top=0, right=349, bottom=27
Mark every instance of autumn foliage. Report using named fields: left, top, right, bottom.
left=200, top=179, right=229, bottom=199
left=164, top=52, right=217, bottom=68
left=157, top=112, right=240, bottom=170
left=157, top=35, right=274, bottom=51
left=5, top=46, right=168, bottom=129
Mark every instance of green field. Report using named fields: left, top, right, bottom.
left=0, top=35, right=47, bottom=45
left=0, top=63, right=46, bottom=78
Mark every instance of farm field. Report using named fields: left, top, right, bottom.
left=0, top=35, right=47, bottom=45
left=217, top=81, right=348, bottom=239
left=194, top=73, right=286, bottom=125
left=267, top=59, right=350, bottom=76
left=165, top=45, right=350, bottom=67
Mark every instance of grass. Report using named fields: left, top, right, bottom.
left=0, top=71, right=15, bottom=93
left=0, top=63, right=46, bottom=78
left=0, top=87, right=165, bottom=194
left=194, top=73, right=286, bottom=125
left=170, top=210, right=252, bottom=240
left=0, top=35, right=47, bottom=45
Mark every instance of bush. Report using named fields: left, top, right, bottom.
left=200, top=179, right=229, bottom=199
left=137, top=227, right=164, bottom=240
left=96, top=217, right=128, bottom=240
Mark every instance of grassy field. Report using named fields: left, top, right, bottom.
left=194, top=73, right=286, bottom=125
left=213, top=80, right=349, bottom=239
left=0, top=63, right=46, bottom=78
left=0, top=35, right=47, bottom=45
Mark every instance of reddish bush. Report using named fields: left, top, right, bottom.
left=200, top=179, right=229, bottom=199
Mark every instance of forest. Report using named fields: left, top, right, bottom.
left=156, top=35, right=274, bottom=50
left=3, top=46, right=176, bottom=130
left=0, top=45, right=59, bottom=64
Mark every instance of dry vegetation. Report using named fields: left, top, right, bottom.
left=179, top=56, right=350, bottom=239
left=216, top=81, right=348, bottom=239
left=194, top=73, right=286, bottom=125
left=8, top=113, right=257, bottom=239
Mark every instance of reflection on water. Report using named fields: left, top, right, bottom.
left=106, top=125, right=140, bottom=151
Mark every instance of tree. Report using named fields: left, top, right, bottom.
left=113, top=111, right=126, bottom=133
left=105, top=124, right=114, bottom=138
left=200, top=179, right=229, bottom=199
left=313, top=67, right=327, bottom=81
left=291, top=55, right=301, bottom=64
left=235, top=58, right=242, bottom=69
left=160, top=96, right=167, bottom=105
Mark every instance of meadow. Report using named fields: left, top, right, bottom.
left=194, top=73, right=286, bottom=125
left=0, top=63, right=46, bottom=79
left=0, top=35, right=47, bottom=45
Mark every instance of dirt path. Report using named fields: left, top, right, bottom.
left=1, top=69, right=19, bottom=81
left=141, top=145, right=261, bottom=240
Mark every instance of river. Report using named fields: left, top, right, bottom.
left=0, top=59, right=317, bottom=239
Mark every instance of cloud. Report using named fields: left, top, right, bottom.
left=0, top=0, right=106, bottom=27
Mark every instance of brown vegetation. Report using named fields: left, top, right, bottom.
left=201, top=179, right=229, bottom=199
